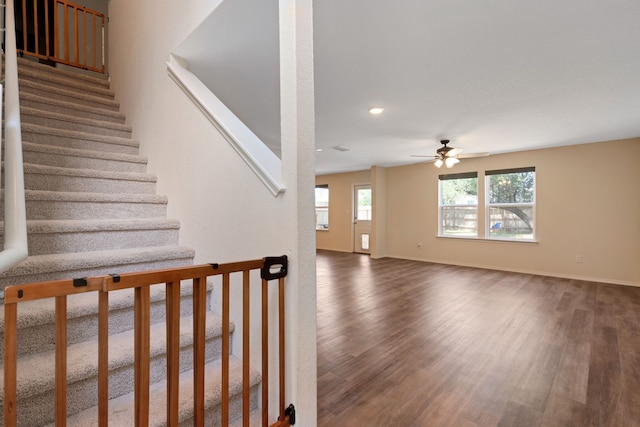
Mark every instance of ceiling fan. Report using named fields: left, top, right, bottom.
left=411, top=139, right=489, bottom=168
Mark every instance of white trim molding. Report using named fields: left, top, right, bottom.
left=166, top=54, right=285, bottom=197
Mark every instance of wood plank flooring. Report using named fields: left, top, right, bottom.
left=316, top=250, right=640, bottom=427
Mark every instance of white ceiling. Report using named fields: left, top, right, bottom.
left=175, top=0, right=640, bottom=176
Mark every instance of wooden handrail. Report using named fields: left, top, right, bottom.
left=3, top=258, right=292, bottom=426
left=15, top=0, right=105, bottom=73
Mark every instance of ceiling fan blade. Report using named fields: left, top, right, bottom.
left=410, top=154, right=437, bottom=158
left=457, top=152, right=490, bottom=159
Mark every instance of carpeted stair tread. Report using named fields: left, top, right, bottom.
left=9, top=217, right=181, bottom=255
left=21, top=122, right=139, bottom=152
left=22, top=162, right=156, bottom=183
left=21, top=189, right=167, bottom=203
left=0, top=246, right=195, bottom=287
left=24, top=218, right=180, bottom=233
left=20, top=91, right=126, bottom=124
left=21, top=141, right=148, bottom=172
left=4, top=189, right=169, bottom=221
left=20, top=162, right=157, bottom=193
left=18, top=78, right=120, bottom=111
left=16, top=56, right=110, bottom=87
left=17, top=64, right=115, bottom=98
left=21, top=141, right=146, bottom=164
left=21, top=106, right=132, bottom=139
left=59, top=357, right=260, bottom=427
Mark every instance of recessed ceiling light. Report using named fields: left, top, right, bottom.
left=369, top=107, right=384, bottom=115
left=316, top=148, right=323, bottom=152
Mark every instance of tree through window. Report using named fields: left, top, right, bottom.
left=486, top=167, right=535, bottom=240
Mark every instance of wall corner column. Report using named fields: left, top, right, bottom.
left=371, top=165, right=388, bottom=259
left=279, top=0, right=318, bottom=425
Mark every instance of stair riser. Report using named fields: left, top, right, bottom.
left=22, top=150, right=148, bottom=173
left=18, top=83, right=120, bottom=112
left=10, top=336, right=224, bottom=427
left=0, top=253, right=195, bottom=289
left=22, top=113, right=132, bottom=139
left=25, top=228, right=179, bottom=255
left=17, top=200, right=167, bottom=221
left=21, top=131, right=139, bottom=155
left=24, top=173, right=157, bottom=194
left=20, top=97, right=126, bottom=124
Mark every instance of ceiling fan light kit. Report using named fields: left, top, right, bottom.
left=435, top=140, right=460, bottom=168
left=412, top=139, right=489, bottom=168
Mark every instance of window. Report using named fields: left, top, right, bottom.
left=439, top=172, right=478, bottom=237
left=315, top=185, right=329, bottom=230
left=486, top=167, right=535, bottom=240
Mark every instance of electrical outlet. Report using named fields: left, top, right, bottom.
left=575, top=255, right=582, bottom=263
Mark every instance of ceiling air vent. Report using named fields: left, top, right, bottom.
left=332, top=145, right=351, bottom=152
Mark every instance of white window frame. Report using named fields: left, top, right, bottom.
left=485, top=167, right=536, bottom=241
left=438, top=172, right=479, bottom=238
left=315, top=184, right=329, bottom=231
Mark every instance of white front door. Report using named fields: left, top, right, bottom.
left=353, top=185, right=372, bottom=254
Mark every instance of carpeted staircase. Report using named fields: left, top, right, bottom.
left=0, top=58, right=260, bottom=426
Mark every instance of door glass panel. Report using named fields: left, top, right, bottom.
left=356, top=188, right=372, bottom=220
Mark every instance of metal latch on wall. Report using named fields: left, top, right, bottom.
left=261, top=255, right=288, bottom=280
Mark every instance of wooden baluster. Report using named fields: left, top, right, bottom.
left=278, top=276, right=286, bottom=422
left=55, top=296, right=68, bottom=425
left=100, top=15, right=105, bottom=72
left=134, top=285, right=151, bottom=426
left=193, top=277, right=207, bottom=426
left=44, top=0, right=50, bottom=57
left=32, top=0, right=39, bottom=55
left=222, top=273, right=230, bottom=426
left=166, top=281, right=181, bottom=425
left=3, top=302, right=18, bottom=427
left=54, top=0, right=59, bottom=59
left=92, top=12, right=97, bottom=69
left=22, top=0, right=28, bottom=52
left=73, top=5, right=79, bottom=63
left=242, top=270, right=250, bottom=426
left=261, top=278, right=269, bottom=427
left=63, top=2, right=69, bottom=61
left=98, top=289, right=109, bottom=426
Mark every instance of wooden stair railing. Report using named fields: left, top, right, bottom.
left=15, top=0, right=106, bottom=73
left=3, top=256, right=294, bottom=426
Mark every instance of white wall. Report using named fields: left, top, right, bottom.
left=108, top=0, right=317, bottom=423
